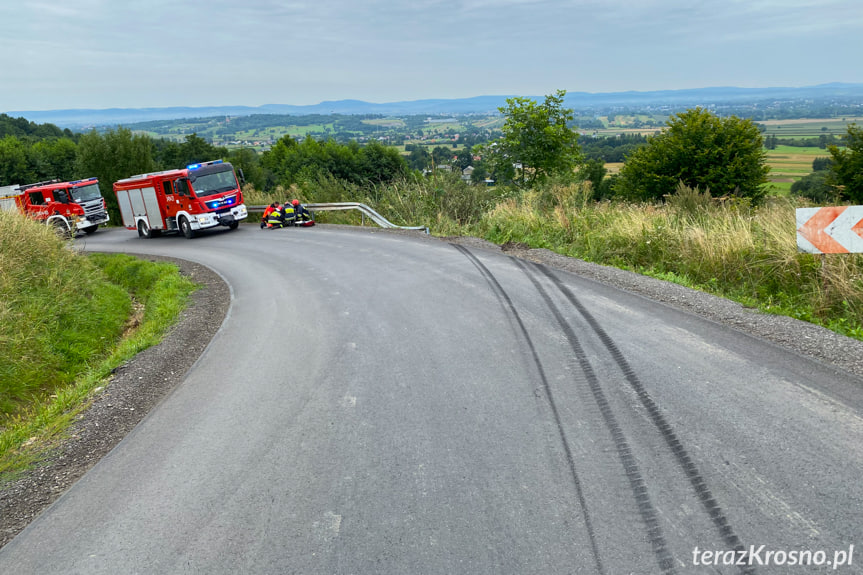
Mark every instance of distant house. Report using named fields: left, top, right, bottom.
left=461, top=166, right=474, bottom=182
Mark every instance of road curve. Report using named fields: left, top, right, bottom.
left=1, top=225, right=862, bottom=574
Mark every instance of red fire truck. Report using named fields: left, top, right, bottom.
left=113, top=160, right=248, bottom=238
left=0, top=178, right=110, bottom=235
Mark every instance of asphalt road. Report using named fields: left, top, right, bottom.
left=1, top=224, right=862, bottom=574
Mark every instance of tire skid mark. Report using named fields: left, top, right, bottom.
left=512, top=258, right=677, bottom=574
left=528, top=260, right=756, bottom=575
left=452, top=244, right=607, bottom=575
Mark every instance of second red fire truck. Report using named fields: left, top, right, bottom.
left=113, top=160, right=248, bottom=238
left=0, top=178, right=110, bottom=235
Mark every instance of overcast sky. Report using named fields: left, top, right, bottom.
left=2, top=0, right=862, bottom=112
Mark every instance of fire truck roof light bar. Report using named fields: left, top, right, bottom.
left=186, top=159, right=224, bottom=170
left=19, top=179, right=61, bottom=191
left=70, top=177, right=98, bottom=185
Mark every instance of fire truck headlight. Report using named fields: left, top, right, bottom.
left=197, top=215, right=209, bottom=225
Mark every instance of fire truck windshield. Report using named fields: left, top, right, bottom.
left=71, top=183, right=102, bottom=202
left=189, top=168, right=238, bottom=197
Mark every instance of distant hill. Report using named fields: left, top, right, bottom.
left=8, top=84, right=863, bottom=129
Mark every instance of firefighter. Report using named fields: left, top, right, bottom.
left=280, top=202, right=296, bottom=226
left=266, top=202, right=285, bottom=228
left=261, top=202, right=280, bottom=228
left=292, top=199, right=314, bottom=224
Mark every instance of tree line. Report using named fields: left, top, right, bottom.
left=3, top=97, right=863, bottom=224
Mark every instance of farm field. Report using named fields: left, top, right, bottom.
left=765, top=145, right=830, bottom=194
left=760, top=116, right=862, bottom=138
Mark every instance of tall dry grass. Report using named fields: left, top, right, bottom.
left=476, top=182, right=863, bottom=336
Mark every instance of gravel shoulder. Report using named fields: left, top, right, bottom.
left=3, top=229, right=863, bottom=548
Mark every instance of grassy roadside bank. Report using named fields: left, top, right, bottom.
left=0, top=211, right=197, bottom=478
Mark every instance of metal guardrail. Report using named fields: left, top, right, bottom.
left=249, top=202, right=429, bottom=234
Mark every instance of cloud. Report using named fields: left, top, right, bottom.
left=1, top=0, right=862, bottom=110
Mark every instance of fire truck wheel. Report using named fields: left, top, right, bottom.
left=83, top=225, right=99, bottom=235
left=51, top=219, right=71, bottom=239
left=137, top=220, right=152, bottom=239
left=229, top=221, right=239, bottom=230
left=179, top=216, right=195, bottom=239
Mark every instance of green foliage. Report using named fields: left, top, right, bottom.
left=407, top=146, right=431, bottom=171
left=471, top=191, right=863, bottom=338
left=811, top=156, right=833, bottom=172
left=0, top=114, right=74, bottom=141
left=828, top=123, right=863, bottom=202
left=28, top=138, right=79, bottom=181
left=478, top=90, right=581, bottom=187
left=261, top=135, right=408, bottom=189
left=616, top=107, right=770, bottom=202
left=86, top=253, right=196, bottom=343
left=0, top=211, right=130, bottom=417
left=226, top=147, right=266, bottom=190
left=0, top=136, right=81, bottom=186
left=578, top=159, right=613, bottom=200
left=76, top=128, right=157, bottom=221
left=581, top=133, right=649, bottom=163
left=0, top=235, right=196, bottom=475
left=0, top=135, right=31, bottom=185
left=431, top=146, right=454, bottom=166
left=790, top=171, right=835, bottom=203
left=153, top=133, right=229, bottom=169
left=369, top=171, right=511, bottom=231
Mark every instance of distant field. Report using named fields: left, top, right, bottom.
left=362, top=118, right=406, bottom=128
left=605, top=162, right=623, bottom=175
left=764, top=146, right=833, bottom=193
left=232, top=124, right=333, bottom=139
left=760, top=117, right=861, bottom=138
left=768, top=180, right=794, bottom=195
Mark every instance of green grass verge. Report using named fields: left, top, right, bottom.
left=0, top=224, right=197, bottom=480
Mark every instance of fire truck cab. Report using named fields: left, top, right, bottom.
left=0, top=178, right=109, bottom=235
left=113, top=160, right=248, bottom=239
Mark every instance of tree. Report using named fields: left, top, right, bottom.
left=431, top=146, right=453, bottom=167
left=260, top=135, right=407, bottom=192
left=616, top=108, right=770, bottom=202
left=828, top=123, right=863, bottom=202
left=76, top=128, right=156, bottom=221
left=176, top=133, right=227, bottom=168
left=578, top=159, right=612, bottom=200
left=29, top=138, right=78, bottom=181
left=0, top=136, right=33, bottom=185
left=455, top=148, right=473, bottom=171
left=227, top=147, right=265, bottom=190
left=791, top=171, right=834, bottom=203
left=478, top=89, right=581, bottom=187
left=407, top=146, right=431, bottom=171
left=358, top=141, right=408, bottom=185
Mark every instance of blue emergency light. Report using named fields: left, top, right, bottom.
left=187, top=159, right=224, bottom=170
